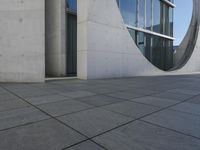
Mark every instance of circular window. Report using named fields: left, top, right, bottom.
left=117, top=0, right=194, bottom=71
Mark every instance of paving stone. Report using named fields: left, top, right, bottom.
left=25, top=94, right=70, bottom=105
left=125, top=89, right=158, bottom=95
left=0, top=88, right=10, bottom=94
left=38, top=100, right=93, bottom=117
left=171, top=102, right=200, bottom=116
left=0, top=93, right=18, bottom=101
left=142, top=109, right=200, bottom=138
left=188, top=95, right=200, bottom=104
left=0, top=107, right=49, bottom=130
left=152, top=92, right=193, bottom=101
left=0, top=98, right=30, bottom=112
left=94, top=121, right=200, bottom=150
left=76, top=95, right=124, bottom=107
left=101, top=101, right=160, bottom=119
left=0, top=119, right=86, bottom=150
left=89, top=87, right=120, bottom=94
left=106, top=91, right=144, bottom=100
left=61, top=91, right=96, bottom=98
left=1, top=75, right=200, bottom=150
left=58, top=108, right=132, bottom=137
left=131, top=96, right=179, bottom=108
left=67, top=141, right=105, bottom=150
left=167, top=89, right=200, bottom=96
left=9, top=89, right=53, bottom=99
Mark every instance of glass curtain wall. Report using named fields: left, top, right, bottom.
left=117, top=0, right=174, bottom=71
left=117, top=0, right=137, bottom=26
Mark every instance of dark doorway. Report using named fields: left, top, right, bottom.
left=66, top=12, right=77, bottom=76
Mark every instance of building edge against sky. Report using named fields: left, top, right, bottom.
left=0, top=0, right=200, bottom=82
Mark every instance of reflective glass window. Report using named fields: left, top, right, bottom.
left=138, top=0, right=145, bottom=28
left=153, top=0, right=161, bottom=33
left=169, top=7, right=173, bottom=36
left=118, top=0, right=137, bottom=26
left=66, top=0, right=77, bottom=12
left=146, top=0, right=152, bottom=30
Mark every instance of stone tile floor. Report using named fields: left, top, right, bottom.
left=1, top=75, right=200, bottom=149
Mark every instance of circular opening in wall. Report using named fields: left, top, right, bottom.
left=173, top=0, right=193, bottom=69
left=117, top=0, right=194, bottom=71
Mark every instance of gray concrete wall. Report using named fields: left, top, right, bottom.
left=77, top=0, right=200, bottom=79
left=77, top=0, right=162, bottom=79
left=0, top=0, right=45, bottom=82
left=45, top=0, right=66, bottom=77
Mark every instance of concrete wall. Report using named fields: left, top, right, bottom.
left=45, top=0, right=66, bottom=77
left=77, top=0, right=162, bottom=79
left=77, top=0, right=200, bottom=79
left=0, top=0, right=45, bottom=82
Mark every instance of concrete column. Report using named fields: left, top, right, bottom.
left=45, top=0, right=67, bottom=77
left=0, top=0, right=45, bottom=82
left=77, top=0, right=89, bottom=79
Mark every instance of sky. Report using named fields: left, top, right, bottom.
left=174, top=0, right=193, bottom=46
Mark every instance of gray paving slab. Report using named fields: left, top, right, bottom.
left=75, top=95, right=124, bottom=107
left=1, top=75, right=200, bottom=150
left=58, top=108, right=132, bottom=137
left=106, top=91, right=144, bottom=100
left=131, top=96, right=179, bottom=108
left=61, top=90, right=96, bottom=98
left=125, top=88, right=158, bottom=95
left=10, top=89, right=52, bottom=98
left=38, top=100, right=93, bottom=117
left=188, top=95, right=200, bottom=104
left=101, top=101, right=160, bottom=119
left=0, top=107, right=49, bottom=130
left=167, top=88, right=200, bottom=96
left=89, top=87, right=120, bottom=94
left=0, top=98, right=30, bottom=112
left=171, top=102, right=200, bottom=116
left=0, top=93, right=18, bottom=101
left=66, top=141, right=105, bottom=150
left=94, top=121, right=200, bottom=150
left=0, top=119, right=86, bottom=150
left=142, top=109, right=200, bottom=138
left=5, top=86, right=56, bottom=98
left=25, top=94, right=70, bottom=105
left=151, top=92, right=193, bottom=101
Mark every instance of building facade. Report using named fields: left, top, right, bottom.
left=0, top=0, right=199, bottom=82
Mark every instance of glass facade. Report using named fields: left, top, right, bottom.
left=117, top=0, right=137, bottom=26
left=117, top=0, right=174, bottom=71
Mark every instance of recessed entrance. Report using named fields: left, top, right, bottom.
left=66, top=0, right=77, bottom=76
left=45, top=0, right=77, bottom=78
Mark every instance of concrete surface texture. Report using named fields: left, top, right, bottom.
left=0, top=75, right=200, bottom=149
left=77, top=0, right=200, bottom=79
left=45, top=0, right=67, bottom=77
left=0, top=0, right=45, bottom=82
left=0, top=0, right=200, bottom=82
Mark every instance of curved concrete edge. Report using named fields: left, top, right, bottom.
left=172, top=0, right=200, bottom=71
left=77, top=0, right=200, bottom=79
left=175, top=0, right=200, bottom=73
left=0, top=0, right=45, bottom=82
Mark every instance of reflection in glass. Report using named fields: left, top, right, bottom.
left=117, top=0, right=175, bottom=71
left=146, top=0, right=152, bottom=30
left=169, top=7, right=173, bottom=37
left=118, top=0, right=137, bottom=26
left=138, top=0, right=145, bottom=28
left=66, top=0, right=77, bottom=12
left=153, top=0, right=161, bottom=33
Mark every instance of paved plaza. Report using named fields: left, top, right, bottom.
left=1, top=75, right=200, bottom=150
